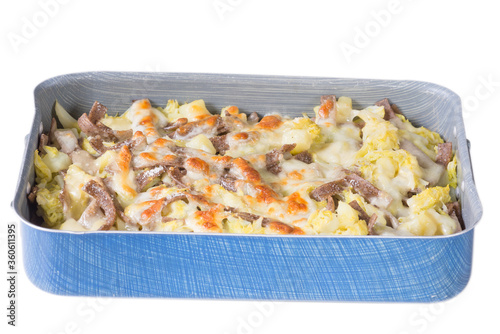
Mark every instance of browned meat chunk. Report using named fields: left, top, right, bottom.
left=210, top=135, right=229, bottom=155
left=166, top=167, right=188, bottom=188
left=344, top=173, right=382, bottom=201
left=309, top=180, right=345, bottom=201
left=436, top=142, right=453, bottom=166
left=164, top=118, right=188, bottom=132
left=38, top=133, right=49, bottom=154
left=78, top=113, right=117, bottom=141
left=447, top=201, right=464, bottom=231
left=88, top=101, right=108, bottom=124
left=172, top=115, right=226, bottom=140
left=367, top=214, right=378, bottom=235
left=82, top=180, right=117, bottom=231
left=219, top=174, right=237, bottom=192
left=348, top=200, right=371, bottom=222
left=294, top=150, right=313, bottom=164
left=247, top=112, right=259, bottom=123
left=375, top=98, right=400, bottom=120
left=326, top=196, right=335, bottom=212
left=28, top=185, right=38, bottom=203
left=265, top=144, right=296, bottom=174
left=136, top=165, right=168, bottom=191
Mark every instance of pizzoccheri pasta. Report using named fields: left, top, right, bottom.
left=30, top=96, right=463, bottom=236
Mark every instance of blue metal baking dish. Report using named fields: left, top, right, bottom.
left=13, top=72, right=482, bottom=302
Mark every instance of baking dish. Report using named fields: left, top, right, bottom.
left=13, top=72, right=482, bottom=301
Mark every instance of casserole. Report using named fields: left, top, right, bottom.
left=13, top=72, right=482, bottom=301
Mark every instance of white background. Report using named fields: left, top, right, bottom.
left=1, top=0, right=497, bottom=333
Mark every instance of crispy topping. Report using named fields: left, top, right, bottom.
left=256, top=115, right=282, bottom=130
left=34, top=95, right=460, bottom=236
left=318, top=95, right=336, bottom=121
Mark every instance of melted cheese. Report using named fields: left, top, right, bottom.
left=36, top=96, right=459, bottom=236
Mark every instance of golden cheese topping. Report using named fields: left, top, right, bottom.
left=32, top=97, right=462, bottom=236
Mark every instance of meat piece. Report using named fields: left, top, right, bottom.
left=367, top=214, right=377, bottom=235
left=219, top=174, right=237, bottom=192
left=28, top=185, right=38, bottom=203
left=133, top=154, right=185, bottom=170
left=294, top=150, right=313, bottom=164
left=164, top=118, right=188, bottom=132
left=88, top=101, right=107, bottom=124
left=166, top=167, right=188, bottom=188
left=344, top=173, right=381, bottom=201
left=447, top=201, right=464, bottom=231
left=82, top=180, right=117, bottom=231
left=172, top=115, right=223, bottom=140
left=391, top=104, right=402, bottom=115
left=78, top=113, right=117, bottom=141
left=236, top=212, right=261, bottom=223
left=136, top=165, right=168, bottom=191
left=436, top=142, right=453, bottom=166
left=344, top=172, right=392, bottom=208
left=234, top=210, right=303, bottom=234
left=223, top=206, right=238, bottom=213
left=236, top=212, right=277, bottom=227
left=265, top=144, right=296, bottom=174
left=49, top=117, right=57, bottom=144
left=77, top=101, right=131, bottom=142
left=309, top=180, right=345, bottom=201
left=348, top=200, right=371, bottom=223
left=38, top=133, right=49, bottom=154
left=164, top=193, right=188, bottom=206
left=316, top=95, right=337, bottom=125
left=216, top=118, right=231, bottom=136
left=210, top=135, right=229, bottom=155
left=384, top=210, right=399, bottom=228
left=54, top=130, right=79, bottom=153
left=248, top=112, right=259, bottom=123
left=375, top=98, right=400, bottom=120
left=326, top=196, right=335, bottom=212
left=407, top=188, right=422, bottom=197
left=89, top=136, right=107, bottom=154
left=117, top=210, right=135, bottom=227
left=236, top=212, right=290, bottom=232
left=161, top=216, right=180, bottom=223
left=90, top=132, right=146, bottom=155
